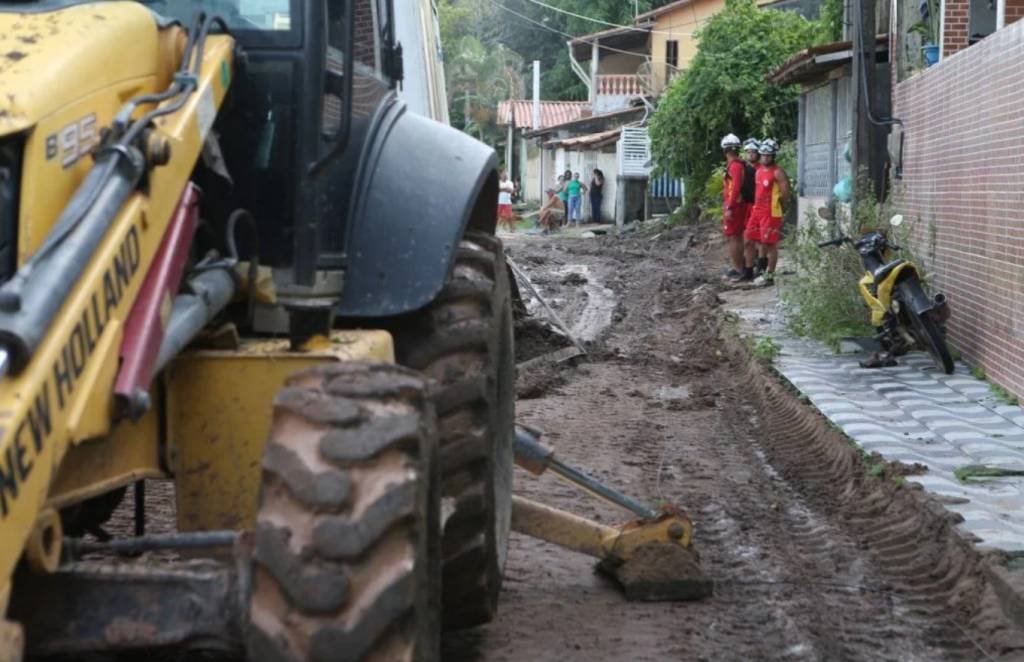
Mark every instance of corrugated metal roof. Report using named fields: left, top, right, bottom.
left=496, top=100, right=590, bottom=129
left=766, top=34, right=889, bottom=85
left=544, top=127, right=622, bottom=150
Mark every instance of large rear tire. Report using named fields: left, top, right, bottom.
left=383, top=231, right=515, bottom=630
left=247, top=362, right=441, bottom=662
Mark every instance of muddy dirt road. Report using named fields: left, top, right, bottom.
left=444, top=225, right=1024, bottom=661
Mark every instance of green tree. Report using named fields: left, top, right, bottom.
left=439, top=0, right=676, bottom=106
left=648, top=0, right=823, bottom=210
left=446, top=35, right=524, bottom=142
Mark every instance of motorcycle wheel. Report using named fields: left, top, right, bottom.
left=910, top=311, right=955, bottom=374
left=900, top=281, right=955, bottom=374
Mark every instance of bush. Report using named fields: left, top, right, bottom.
left=780, top=212, right=872, bottom=350
left=702, top=165, right=725, bottom=222
left=649, top=0, right=823, bottom=211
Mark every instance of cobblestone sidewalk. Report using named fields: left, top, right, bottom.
left=723, top=286, right=1024, bottom=552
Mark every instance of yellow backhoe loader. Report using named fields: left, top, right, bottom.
left=0, top=1, right=515, bottom=659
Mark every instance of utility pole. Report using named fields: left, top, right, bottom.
left=850, top=0, right=885, bottom=206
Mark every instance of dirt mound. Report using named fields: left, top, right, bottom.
left=514, top=317, right=571, bottom=363
left=602, top=541, right=713, bottom=602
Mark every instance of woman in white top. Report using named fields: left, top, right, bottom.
left=497, top=170, right=517, bottom=232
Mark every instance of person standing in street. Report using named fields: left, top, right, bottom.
left=720, top=134, right=747, bottom=281
left=557, top=170, right=571, bottom=228
left=497, top=169, right=517, bottom=233
left=566, top=172, right=587, bottom=227
left=749, top=138, right=790, bottom=286
left=590, top=168, right=605, bottom=224
left=738, top=138, right=761, bottom=281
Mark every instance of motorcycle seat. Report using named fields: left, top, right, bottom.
left=873, top=259, right=905, bottom=283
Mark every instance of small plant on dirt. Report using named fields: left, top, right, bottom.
left=970, top=365, right=986, bottom=380
left=752, top=336, right=781, bottom=363
left=867, top=461, right=887, bottom=478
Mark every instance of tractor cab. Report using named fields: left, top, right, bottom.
left=140, top=0, right=404, bottom=323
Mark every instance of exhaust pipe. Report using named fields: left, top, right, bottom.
left=931, top=293, right=951, bottom=323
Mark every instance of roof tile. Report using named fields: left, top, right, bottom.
left=496, top=100, right=591, bottom=129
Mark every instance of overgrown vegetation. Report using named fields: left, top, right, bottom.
left=752, top=336, right=781, bottom=363
left=819, top=0, right=844, bottom=41
left=990, top=383, right=1019, bottom=406
left=780, top=175, right=934, bottom=351
left=648, top=0, right=828, bottom=212
left=968, top=364, right=1019, bottom=405
left=779, top=212, right=872, bottom=350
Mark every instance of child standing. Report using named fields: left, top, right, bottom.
left=497, top=170, right=517, bottom=232
left=566, top=172, right=588, bottom=227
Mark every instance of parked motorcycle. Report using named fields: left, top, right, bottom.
left=817, top=215, right=954, bottom=374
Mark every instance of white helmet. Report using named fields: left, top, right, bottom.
left=743, top=138, right=760, bottom=152
left=758, top=138, right=780, bottom=155
left=720, top=133, right=742, bottom=150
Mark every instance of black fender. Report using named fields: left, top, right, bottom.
left=337, top=101, right=498, bottom=317
left=895, top=269, right=934, bottom=316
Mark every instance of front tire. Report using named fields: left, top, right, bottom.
left=247, top=362, right=441, bottom=662
left=382, top=231, right=515, bottom=630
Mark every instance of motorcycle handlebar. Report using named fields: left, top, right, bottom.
left=817, top=237, right=848, bottom=248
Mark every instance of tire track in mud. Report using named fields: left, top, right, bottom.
left=654, top=389, right=965, bottom=660
left=711, top=333, right=1022, bottom=659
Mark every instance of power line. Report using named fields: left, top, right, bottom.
left=488, top=0, right=657, bottom=57
left=519, top=0, right=699, bottom=36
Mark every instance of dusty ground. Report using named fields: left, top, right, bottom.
left=445, top=223, right=1024, bottom=661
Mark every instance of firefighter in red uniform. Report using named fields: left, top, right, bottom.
left=749, top=138, right=790, bottom=286
left=720, top=134, right=747, bottom=279
left=739, top=138, right=761, bottom=281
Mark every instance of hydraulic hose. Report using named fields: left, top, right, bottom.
left=154, top=267, right=237, bottom=373
left=0, top=145, right=146, bottom=371
left=0, top=12, right=225, bottom=376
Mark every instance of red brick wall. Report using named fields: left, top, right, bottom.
left=943, top=0, right=970, bottom=55
left=353, top=0, right=377, bottom=70
left=1008, top=0, right=1024, bottom=24
left=893, top=19, right=1024, bottom=397
left=944, top=0, right=1024, bottom=57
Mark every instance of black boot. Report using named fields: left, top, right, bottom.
left=757, top=256, right=769, bottom=273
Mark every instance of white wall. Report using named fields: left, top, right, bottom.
left=523, top=139, right=542, bottom=202
left=394, top=0, right=449, bottom=124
